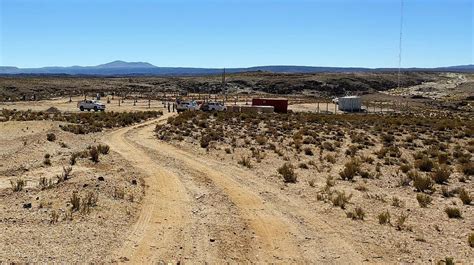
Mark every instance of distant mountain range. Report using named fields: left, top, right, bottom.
left=1, top=60, right=473, bottom=76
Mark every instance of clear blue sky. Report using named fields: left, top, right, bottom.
left=0, top=0, right=472, bottom=68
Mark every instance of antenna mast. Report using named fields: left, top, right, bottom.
left=398, top=0, right=404, bottom=90
left=222, top=68, right=226, bottom=103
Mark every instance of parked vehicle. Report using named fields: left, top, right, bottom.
left=200, top=102, right=227, bottom=112
left=176, top=100, right=199, bottom=113
left=77, top=100, right=106, bottom=112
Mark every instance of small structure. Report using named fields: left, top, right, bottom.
left=336, top=96, right=362, bottom=112
left=252, top=98, right=288, bottom=113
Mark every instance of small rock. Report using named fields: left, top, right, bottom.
left=210, top=238, right=216, bottom=242
left=23, top=203, right=32, bottom=209
left=98, top=176, right=105, bottom=181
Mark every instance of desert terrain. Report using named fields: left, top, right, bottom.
left=0, top=72, right=473, bottom=263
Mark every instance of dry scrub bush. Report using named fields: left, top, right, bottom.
left=89, top=146, right=99, bottom=163
left=70, top=152, right=79, bottom=165
left=416, top=194, right=432, bottom=208
left=10, top=178, right=25, bottom=192
left=431, top=165, right=451, bottom=184
left=278, top=163, right=297, bottom=183
left=415, top=156, right=434, bottom=172
left=445, top=207, right=462, bottom=219
left=331, top=191, right=352, bottom=209
left=469, top=233, right=474, bottom=248
left=339, top=159, right=360, bottom=181
left=413, top=175, right=434, bottom=193
left=97, top=144, right=110, bottom=155
left=395, top=213, right=409, bottom=231
left=43, top=153, right=51, bottom=166
left=461, top=162, right=474, bottom=176
left=81, top=191, right=98, bottom=214
left=325, top=154, right=336, bottom=164
left=50, top=210, right=59, bottom=224
left=56, top=166, right=73, bottom=183
left=46, top=133, right=56, bottom=142
left=70, top=191, right=81, bottom=212
left=346, top=206, right=365, bottom=220
left=441, top=186, right=456, bottom=198
left=304, top=147, right=313, bottom=156
left=459, top=188, right=472, bottom=205
left=392, top=197, right=404, bottom=208
left=113, top=187, right=125, bottom=200
left=378, top=210, right=391, bottom=225
left=38, top=177, right=54, bottom=190
left=238, top=156, right=252, bottom=168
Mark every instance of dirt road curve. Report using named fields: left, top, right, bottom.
left=104, top=113, right=365, bottom=263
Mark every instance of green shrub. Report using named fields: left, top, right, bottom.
left=278, top=163, right=297, bottom=183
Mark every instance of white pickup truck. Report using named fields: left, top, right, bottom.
left=77, top=100, right=106, bottom=112
left=176, top=100, right=199, bottom=113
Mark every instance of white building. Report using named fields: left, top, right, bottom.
left=337, top=96, right=362, bottom=112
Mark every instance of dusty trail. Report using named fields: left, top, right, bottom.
left=105, top=113, right=366, bottom=263
left=103, top=114, right=193, bottom=263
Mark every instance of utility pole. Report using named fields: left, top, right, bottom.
left=222, top=68, right=226, bottom=104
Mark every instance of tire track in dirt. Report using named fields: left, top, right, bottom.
left=103, top=114, right=192, bottom=263
left=132, top=120, right=366, bottom=263
left=130, top=121, right=305, bottom=263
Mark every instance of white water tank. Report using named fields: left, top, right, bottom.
left=337, top=96, right=362, bottom=112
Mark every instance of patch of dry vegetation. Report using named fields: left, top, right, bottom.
left=1, top=109, right=162, bottom=134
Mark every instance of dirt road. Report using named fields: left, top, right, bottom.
left=104, top=113, right=366, bottom=263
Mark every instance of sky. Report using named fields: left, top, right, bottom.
left=0, top=0, right=472, bottom=68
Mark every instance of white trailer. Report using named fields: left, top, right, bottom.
left=336, top=96, right=362, bottom=112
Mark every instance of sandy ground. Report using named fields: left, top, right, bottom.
left=386, top=73, right=472, bottom=100
left=0, top=119, right=145, bottom=263
left=1, top=104, right=472, bottom=263
left=103, top=114, right=366, bottom=263
left=0, top=96, right=168, bottom=113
